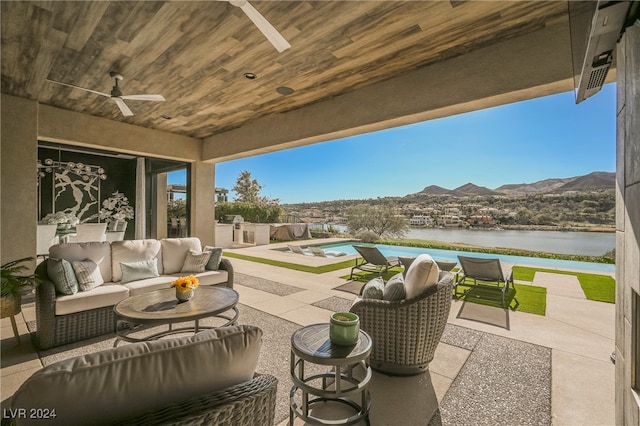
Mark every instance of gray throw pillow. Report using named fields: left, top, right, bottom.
left=72, top=259, right=104, bottom=291
left=362, top=277, right=384, bottom=299
left=120, top=259, right=160, bottom=284
left=47, top=257, right=79, bottom=295
left=181, top=249, right=212, bottom=273
left=203, top=246, right=223, bottom=270
left=383, top=272, right=406, bottom=301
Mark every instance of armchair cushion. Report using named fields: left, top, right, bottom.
left=362, top=277, right=384, bottom=299
left=383, top=272, right=406, bottom=301
left=404, top=254, right=440, bottom=299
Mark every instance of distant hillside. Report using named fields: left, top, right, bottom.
left=407, top=171, right=614, bottom=198
left=414, top=185, right=455, bottom=196
left=496, top=178, right=573, bottom=195
left=453, top=183, right=501, bottom=196
left=554, top=171, right=616, bottom=192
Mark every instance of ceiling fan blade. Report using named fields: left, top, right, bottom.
left=112, top=97, right=134, bottom=116
left=231, top=0, right=291, bottom=52
left=120, top=94, right=166, bottom=101
left=46, top=79, right=111, bottom=97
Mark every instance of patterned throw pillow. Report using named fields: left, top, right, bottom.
left=71, top=259, right=104, bottom=291
left=120, top=259, right=160, bottom=284
left=383, top=272, right=406, bottom=301
left=203, top=246, right=223, bottom=270
left=47, top=257, right=79, bottom=295
left=362, top=277, right=385, bottom=299
left=181, top=250, right=212, bottom=273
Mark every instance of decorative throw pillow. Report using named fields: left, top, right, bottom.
left=404, top=253, right=440, bottom=299
left=71, top=259, right=104, bottom=292
left=383, top=272, right=406, bottom=301
left=203, top=246, right=223, bottom=270
left=120, top=259, right=160, bottom=284
left=181, top=250, right=212, bottom=273
left=362, top=277, right=385, bottom=299
left=47, top=257, right=79, bottom=295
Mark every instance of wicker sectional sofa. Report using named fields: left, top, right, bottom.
left=34, top=237, right=234, bottom=350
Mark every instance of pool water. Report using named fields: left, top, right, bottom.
left=317, top=242, right=615, bottom=274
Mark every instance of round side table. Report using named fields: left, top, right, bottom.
left=289, top=323, right=372, bottom=425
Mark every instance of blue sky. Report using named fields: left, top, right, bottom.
left=169, top=84, right=616, bottom=204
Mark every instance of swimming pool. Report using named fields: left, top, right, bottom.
left=316, top=242, right=616, bottom=274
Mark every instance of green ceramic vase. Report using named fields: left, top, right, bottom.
left=330, top=312, right=360, bottom=346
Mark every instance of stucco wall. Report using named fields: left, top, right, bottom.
left=0, top=94, right=216, bottom=263
left=1, top=95, right=38, bottom=265
left=615, top=20, right=640, bottom=425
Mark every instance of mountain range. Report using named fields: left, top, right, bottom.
left=409, top=171, right=615, bottom=197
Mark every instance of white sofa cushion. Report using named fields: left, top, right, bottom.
left=123, top=275, right=178, bottom=297
left=111, top=239, right=163, bottom=282
left=161, top=238, right=202, bottom=274
left=404, top=253, right=441, bottom=299
left=168, top=270, right=229, bottom=286
left=55, top=282, right=129, bottom=315
left=11, top=325, right=262, bottom=426
left=49, top=241, right=112, bottom=283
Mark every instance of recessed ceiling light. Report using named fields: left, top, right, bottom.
left=276, top=86, right=294, bottom=95
left=244, top=72, right=257, bottom=80
left=161, top=114, right=173, bottom=120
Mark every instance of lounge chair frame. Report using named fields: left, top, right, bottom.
left=349, top=245, right=401, bottom=279
left=454, top=255, right=514, bottom=307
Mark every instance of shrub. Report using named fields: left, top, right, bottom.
left=355, top=230, right=380, bottom=243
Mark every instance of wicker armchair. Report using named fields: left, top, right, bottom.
left=350, top=271, right=454, bottom=375
left=34, top=257, right=234, bottom=350
left=115, top=373, right=278, bottom=426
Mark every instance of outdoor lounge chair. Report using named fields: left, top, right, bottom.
left=308, top=246, right=347, bottom=257
left=349, top=245, right=401, bottom=279
left=454, top=255, right=514, bottom=307
left=287, top=244, right=313, bottom=256
left=350, top=269, right=454, bottom=375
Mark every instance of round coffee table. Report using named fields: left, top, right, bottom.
left=289, top=323, right=372, bottom=425
left=113, top=286, right=239, bottom=346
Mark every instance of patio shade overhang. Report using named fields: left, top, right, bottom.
left=0, top=1, right=608, bottom=161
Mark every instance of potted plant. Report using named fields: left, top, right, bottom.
left=99, top=191, right=134, bottom=231
left=1, top=257, right=40, bottom=319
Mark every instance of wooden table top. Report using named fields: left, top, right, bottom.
left=114, top=286, right=238, bottom=324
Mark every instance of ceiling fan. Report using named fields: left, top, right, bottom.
left=227, top=0, right=291, bottom=52
left=46, top=71, right=165, bottom=117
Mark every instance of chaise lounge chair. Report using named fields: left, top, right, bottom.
left=287, top=244, right=313, bottom=256
left=454, top=255, right=514, bottom=307
left=349, top=245, right=401, bottom=279
left=308, top=246, right=347, bottom=257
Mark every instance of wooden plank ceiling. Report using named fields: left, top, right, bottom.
left=1, top=1, right=567, bottom=139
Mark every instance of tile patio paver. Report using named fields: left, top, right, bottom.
left=533, top=271, right=586, bottom=299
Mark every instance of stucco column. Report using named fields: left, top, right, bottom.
left=156, top=173, right=168, bottom=239
left=135, top=158, right=146, bottom=239
left=1, top=95, right=38, bottom=266
left=190, top=161, right=215, bottom=247
left=615, top=20, right=640, bottom=425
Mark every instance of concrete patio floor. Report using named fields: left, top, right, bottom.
left=1, top=241, right=615, bottom=425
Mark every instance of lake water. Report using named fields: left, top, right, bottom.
left=404, top=228, right=615, bottom=257
left=317, top=224, right=615, bottom=257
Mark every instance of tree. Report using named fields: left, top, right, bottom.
left=345, top=204, right=408, bottom=238
left=232, top=171, right=262, bottom=203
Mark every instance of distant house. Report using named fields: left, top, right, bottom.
left=438, top=214, right=461, bottom=227
left=410, top=215, right=433, bottom=226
